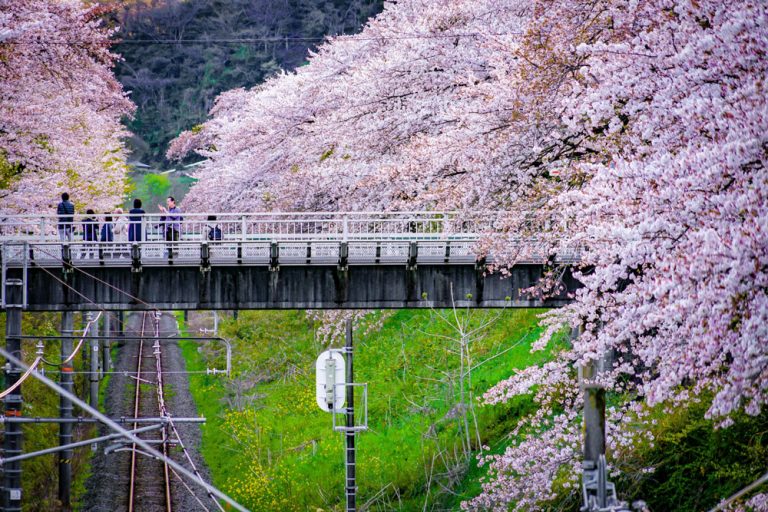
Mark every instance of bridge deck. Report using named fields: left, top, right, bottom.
left=1, top=212, right=579, bottom=310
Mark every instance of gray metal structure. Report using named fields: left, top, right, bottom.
left=1, top=212, right=580, bottom=310
left=345, top=320, right=357, bottom=512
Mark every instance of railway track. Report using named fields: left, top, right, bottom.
left=82, top=311, right=223, bottom=512
left=127, top=311, right=173, bottom=512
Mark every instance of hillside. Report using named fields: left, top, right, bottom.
left=178, top=310, right=768, bottom=511
left=180, top=309, right=561, bottom=510
left=107, top=0, right=384, bottom=168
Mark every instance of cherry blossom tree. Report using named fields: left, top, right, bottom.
left=173, top=0, right=767, bottom=508
left=0, top=0, right=134, bottom=214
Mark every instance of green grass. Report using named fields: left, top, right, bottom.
left=179, top=309, right=563, bottom=511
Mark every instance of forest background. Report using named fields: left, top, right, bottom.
left=108, top=0, right=384, bottom=169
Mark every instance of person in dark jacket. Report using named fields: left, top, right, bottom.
left=81, top=209, right=99, bottom=258
left=128, top=198, right=145, bottom=242
left=56, top=192, right=75, bottom=241
left=100, top=213, right=114, bottom=258
left=100, top=213, right=114, bottom=242
left=207, top=215, right=222, bottom=241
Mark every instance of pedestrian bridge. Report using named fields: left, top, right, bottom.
left=0, top=212, right=580, bottom=310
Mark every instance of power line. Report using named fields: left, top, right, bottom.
left=0, top=345, right=249, bottom=512
left=2, top=32, right=524, bottom=45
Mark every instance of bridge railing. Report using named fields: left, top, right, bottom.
left=0, top=211, right=508, bottom=242
left=0, top=212, right=582, bottom=268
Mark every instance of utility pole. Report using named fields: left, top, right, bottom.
left=577, top=326, right=638, bottom=511
left=582, top=356, right=606, bottom=476
left=116, top=311, right=124, bottom=346
left=88, top=312, right=99, bottom=409
left=59, top=311, right=74, bottom=510
left=344, top=319, right=356, bottom=512
left=3, top=279, right=24, bottom=512
left=315, top=331, right=367, bottom=512
left=102, top=314, right=111, bottom=376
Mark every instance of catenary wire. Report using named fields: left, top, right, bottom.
left=0, top=346, right=249, bottom=511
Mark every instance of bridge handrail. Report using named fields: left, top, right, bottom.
left=0, top=211, right=525, bottom=242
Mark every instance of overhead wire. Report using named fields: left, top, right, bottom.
left=41, top=311, right=102, bottom=367
left=6, top=247, right=228, bottom=509
left=22, top=244, right=162, bottom=347
left=0, top=299, right=102, bottom=396
left=0, top=356, right=43, bottom=399
left=169, top=464, right=211, bottom=512
left=25, top=261, right=130, bottom=334
left=32, top=244, right=159, bottom=313
left=3, top=32, right=526, bottom=45
left=0, top=348, right=248, bottom=512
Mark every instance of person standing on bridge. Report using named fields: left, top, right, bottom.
left=81, top=209, right=99, bottom=258
left=128, top=198, right=145, bottom=242
left=158, top=196, right=182, bottom=242
left=56, top=192, right=75, bottom=242
left=113, top=207, right=129, bottom=257
left=207, top=215, right=222, bottom=241
left=100, top=212, right=114, bottom=258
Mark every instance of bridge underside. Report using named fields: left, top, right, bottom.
left=11, top=264, right=578, bottom=311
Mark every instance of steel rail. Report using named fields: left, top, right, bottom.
left=151, top=314, right=173, bottom=512
left=150, top=314, right=223, bottom=511
left=127, top=312, right=148, bottom=512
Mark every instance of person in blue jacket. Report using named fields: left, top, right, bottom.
left=128, top=198, right=145, bottom=242
left=56, top=192, right=75, bottom=241
left=100, top=213, right=114, bottom=242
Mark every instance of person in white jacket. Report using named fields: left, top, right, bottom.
left=113, top=207, right=129, bottom=257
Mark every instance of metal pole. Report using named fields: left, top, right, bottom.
left=1, top=424, right=163, bottom=465
left=578, top=324, right=608, bottom=510
left=583, top=361, right=606, bottom=466
left=0, top=424, right=163, bottom=465
left=117, top=311, right=125, bottom=346
left=59, top=311, right=74, bottom=510
left=102, top=313, right=111, bottom=375
left=344, top=319, right=356, bottom=512
left=3, top=279, right=23, bottom=511
left=88, top=312, right=99, bottom=409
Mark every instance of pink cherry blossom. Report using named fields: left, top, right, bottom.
left=0, top=0, right=134, bottom=213
left=172, top=0, right=767, bottom=508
